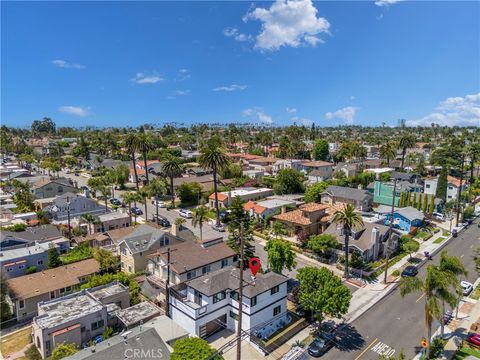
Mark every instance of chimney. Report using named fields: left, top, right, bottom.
left=372, top=227, right=380, bottom=259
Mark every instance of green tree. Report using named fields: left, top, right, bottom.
left=199, top=136, right=230, bottom=225
left=271, top=221, right=287, bottom=238
left=312, top=139, right=329, bottom=161
left=417, top=193, right=423, bottom=211
left=436, top=167, right=448, bottom=202
left=31, top=117, right=56, bottom=135
left=125, top=133, right=140, bottom=190
left=47, top=245, right=61, bottom=268
left=399, top=192, right=406, bottom=208
left=25, top=344, right=42, bottom=360
left=422, top=193, right=428, bottom=212
left=171, top=337, right=224, bottom=360
left=226, top=197, right=255, bottom=266
left=398, top=134, right=416, bottom=169
left=80, top=213, right=99, bottom=235
left=114, top=163, right=130, bottom=190
left=308, top=234, right=339, bottom=257
left=192, top=205, right=209, bottom=242
left=177, top=182, right=202, bottom=206
left=122, top=191, right=142, bottom=224
left=265, top=238, right=297, bottom=273
left=273, top=168, right=304, bottom=195
left=402, top=240, right=420, bottom=260
left=380, top=141, right=397, bottom=166
left=412, top=193, right=417, bottom=208
left=297, top=267, right=352, bottom=324
left=161, top=154, right=183, bottom=209
left=147, top=178, right=168, bottom=222
left=333, top=204, right=364, bottom=279
left=428, top=194, right=435, bottom=215
left=304, top=181, right=330, bottom=203
left=51, top=343, right=78, bottom=360
left=93, top=248, right=118, bottom=273
left=0, top=269, right=12, bottom=322
left=137, top=132, right=156, bottom=185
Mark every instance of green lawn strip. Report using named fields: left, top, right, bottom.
left=433, top=237, right=446, bottom=244
left=455, top=345, right=480, bottom=359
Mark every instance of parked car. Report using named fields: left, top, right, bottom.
left=110, top=198, right=122, bottom=206
left=452, top=229, right=458, bottom=237
left=152, top=200, right=166, bottom=208
left=179, top=209, right=192, bottom=218
left=130, top=207, right=143, bottom=216
left=467, top=333, right=480, bottom=347
left=153, top=215, right=170, bottom=227
left=307, top=336, right=334, bottom=357
left=211, top=223, right=226, bottom=232
left=461, top=281, right=473, bottom=296
left=401, top=266, right=418, bottom=277
left=432, top=212, right=445, bottom=221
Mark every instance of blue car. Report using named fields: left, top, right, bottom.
left=130, top=207, right=143, bottom=216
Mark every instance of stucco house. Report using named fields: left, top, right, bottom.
left=424, top=175, right=467, bottom=202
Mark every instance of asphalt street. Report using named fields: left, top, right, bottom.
left=319, top=217, right=480, bottom=360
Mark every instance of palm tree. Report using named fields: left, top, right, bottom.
left=125, top=133, right=140, bottom=191
left=199, top=137, right=230, bottom=226
left=137, top=132, right=156, bottom=185
left=81, top=213, right=98, bottom=235
left=398, top=134, right=416, bottom=169
left=380, top=141, right=397, bottom=167
left=161, top=154, right=182, bottom=209
left=138, top=187, right=150, bottom=222
left=332, top=204, right=364, bottom=279
left=147, top=178, right=167, bottom=222
left=122, top=191, right=136, bottom=225
left=400, top=264, right=459, bottom=358
left=96, top=184, right=111, bottom=212
left=192, top=206, right=209, bottom=242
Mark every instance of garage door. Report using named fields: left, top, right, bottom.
left=199, top=314, right=227, bottom=338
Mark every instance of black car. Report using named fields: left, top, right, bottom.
left=153, top=215, right=171, bottom=227
left=401, top=265, right=418, bottom=277
left=110, top=198, right=122, bottom=206
left=307, top=336, right=334, bottom=357
left=130, top=207, right=143, bottom=216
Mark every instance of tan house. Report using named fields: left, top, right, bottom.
left=6, top=258, right=100, bottom=322
left=93, top=212, right=131, bottom=233
left=273, top=203, right=333, bottom=236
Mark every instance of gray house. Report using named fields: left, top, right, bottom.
left=45, top=193, right=105, bottom=221
left=321, top=185, right=373, bottom=212
left=0, top=224, right=63, bottom=250
left=32, top=178, right=78, bottom=199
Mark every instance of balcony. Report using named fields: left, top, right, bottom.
left=170, top=285, right=208, bottom=317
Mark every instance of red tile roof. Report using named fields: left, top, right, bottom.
left=209, top=193, right=228, bottom=201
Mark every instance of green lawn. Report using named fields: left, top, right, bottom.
left=0, top=327, right=32, bottom=358
left=455, top=345, right=480, bottom=359
left=415, top=231, right=432, bottom=241
left=433, top=237, right=446, bottom=244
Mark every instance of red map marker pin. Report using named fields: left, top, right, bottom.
left=248, top=257, right=261, bottom=277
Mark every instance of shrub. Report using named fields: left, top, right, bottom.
left=102, top=327, right=113, bottom=340
left=26, top=345, right=42, bottom=360
left=392, top=270, right=400, bottom=277
left=26, top=266, right=37, bottom=274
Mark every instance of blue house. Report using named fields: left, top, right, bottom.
left=384, top=206, right=425, bottom=233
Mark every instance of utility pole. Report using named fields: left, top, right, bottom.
left=384, top=178, right=397, bottom=284
left=455, top=153, right=465, bottom=227
left=66, top=196, right=72, bottom=240
left=236, top=221, right=244, bottom=360
left=163, top=247, right=177, bottom=318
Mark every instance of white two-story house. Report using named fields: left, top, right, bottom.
left=169, top=266, right=288, bottom=340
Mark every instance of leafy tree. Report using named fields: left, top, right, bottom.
left=312, top=139, right=329, bottom=161
left=402, top=240, right=419, bottom=260
left=177, top=182, right=202, bottom=206
left=0, top=269, right=12, bottom=322
left=25, top=345, right=42, bottom=360
left=297, top=267, right=352, bottom=324
left=161, top=153, right=183, bottom=208
left=31, top=117, right=56, bottom=135
left=428, top=194, right=435, bottom=215
left=333, top=204, right=363, bottom=279
left=273, top=168, right=304, bottom=195
left=51, top=343, right=78, bottom=360
left=199, top=136, right=230, bottom=225
left=11, top=180, right=34, bottom=212
left=436, top=166, right=448, bottom=202
left=412, top=193, right=417, bottom=208
left=399, top=192, right=406, bottom=208
left=398, top=134, right=416, bottom=169
left=146, top=178, right=168, bottom=221
left=171, top=337, right=223, bottom=360
left=47, top=245, right=61, bottom=268
left=417, top=193, right=423, bottom=211
left=265, top=238, right=297, bottom=273
left=474, top=247, right=480, bottom=275
left=192, top=206, right=209, bottom=242
left=380, top=141, right=397, bottom=166
left=271, top=221, right=287, bottom=238
left=114, top=163, right=130, bottom=189
left=137, top=132, right=156, bottom=184
left=26, top=266, right=37, bottom=274
left=93, top=248, right=118, bottom=273
left=422, top=193, right=428, bottom=212
left=102, top=327, right=114, bottom=340
left=226, top=196, right=255, bottom=266
left=82, top=272, right=141, bottom=305
left=304, top=181, right=330, bottom=203
left=308, top=234, right=338, bottom=257
left=219, top=163, right=242, bottom=179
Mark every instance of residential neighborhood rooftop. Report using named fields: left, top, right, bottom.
left=115, top=301, right=161, bottom=328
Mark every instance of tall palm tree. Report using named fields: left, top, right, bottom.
left=138, top=187, right=150, bottom=222
left=332, top=204, right=364, bottom=279
left=161, top=154, right=182, bottom=209
left=81, top=213, right=98, bottom=235
left=125, top=133, right=140, bottom=191
left=147, top=178, right=167, bottom=222
left=398, top=134, right=416, bottom=169
left=192, top=206, right=209, bottom=242
left=96, top=183, right=111, bottom=212
left=400, top=264, right=459, bottom=358
left=380, top=141, right=397, bottom=166
left=199, top=137, right=230, bottom=226
left=122, top=191, right=136, bottom=225
left=137, top=132, right=156, bottom=185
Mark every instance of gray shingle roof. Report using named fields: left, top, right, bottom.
left=119, top=224, right=167, bottom=254
left=185, top=266, right=287, bottom=298
left=323, top=185, right=372, bottom=202
left=324, top=222, right=390, bottom=252
left=0, top=224, right=62, bottom=246
left=395, top=206, right=425, bottom=221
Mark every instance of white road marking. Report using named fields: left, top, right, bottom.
left=416, top=293, right=426, bottom=303
left=460, top=254, right=465, bottom=258
left=355, top=338, right=378, bottom=360
left=371, top=341, right=396, bottom=357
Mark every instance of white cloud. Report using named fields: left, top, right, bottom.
left=51, top=59, right=85, bottom=70
left=174, top=90, right=190, bottom=96
left=375, top=0, right=402, bottom=6
left=59, top=106, right=90, bottom=117
left=223, top=27, right=252, bottom=42
left=242, top=108, right=273, bottom=124
left=325, top=106, right=358, bottom=124
left=291, top=116, right=313, bottom=126
left=406, top=93, right=480, bottom=127
left=286, top=107, right=297, bottom=114
left=177, top=69, right=191, bottom=81
left=243, top=0, right=330, bottom=51
left=213, top=84, right=248, bottom=92
left=130, top=72, right=163, bottom=84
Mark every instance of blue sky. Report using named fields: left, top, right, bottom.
left=2, top=0, right=479, bottom=128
